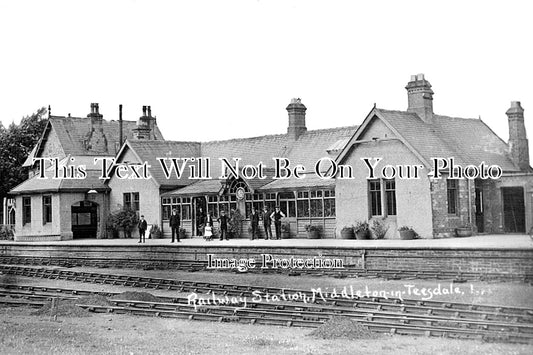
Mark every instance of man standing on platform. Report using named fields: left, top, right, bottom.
left=262, top=206, right=272, bottom=240
left=217, top=210, right=229, bottom=241
left=250, top=208, right=260, bottom=240
left=138, top=215, right=148, bottom=243
left=170, top=208, right=181, bottom=243
left=270, top=206, right=286, bottom=240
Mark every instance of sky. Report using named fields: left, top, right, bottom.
left=1, top=0, right=532, bottom=150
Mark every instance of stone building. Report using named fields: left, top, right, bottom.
left=8, top=104, right=164, bottom=241
left=8, top=74, right=532, bottom=240
left=335, top=74, right=532, bottom=238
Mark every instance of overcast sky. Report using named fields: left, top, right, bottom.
left=1, top=0, right=532, bottom=150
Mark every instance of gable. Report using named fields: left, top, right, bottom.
left=40, top=122, right=66, bottom=158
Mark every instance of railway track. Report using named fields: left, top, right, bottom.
left=2, top=264, right=532, bottom=321
left=1, top=284, right=532, bottom=344
left=1, top=255, right=531, bottom=282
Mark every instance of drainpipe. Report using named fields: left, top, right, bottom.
left=467, top=179, right=472, bottom=226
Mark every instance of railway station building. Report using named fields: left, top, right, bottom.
left=7, top=75, right=533, bottom=240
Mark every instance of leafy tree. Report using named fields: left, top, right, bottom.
left=0, top=107, right=47, bottom=220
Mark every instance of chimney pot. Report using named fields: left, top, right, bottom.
left=406, top=74, right=434, bottom=123
left=147, top=106, right=152, bottom=117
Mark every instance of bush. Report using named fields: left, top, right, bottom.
left=281, top=222, right=290, bottom=233
left=353, top=221, right=369, bottom=234
left=305, top=225, right=322, bottom=233
left=371, top=218, right=388, bottom=239
left=0, top=225, right=14, bottom=240
left=106, top=209, right=139, bottom=238
left=228, top=209, right=243, bottom=238
left=150, top=224, right=162, bottom=239
left=398, top=225, right=414, bottom=232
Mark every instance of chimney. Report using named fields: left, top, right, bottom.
left=286, top=98, right=307, bottom=140
left=405, top=73, right=434, bottom=123
left=119, top=104, right=123, bottom=147
left=87, top=102, right=103, bottom=120
left=85, top=102, right=107, bottom=153
left=133, top=105, right=153, bottom=140
left=506, top=101, right=530, bottom=171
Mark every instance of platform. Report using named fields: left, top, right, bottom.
left=1, top=234, right=532, bottom=277
left=2, top=234, right=532, bottom=250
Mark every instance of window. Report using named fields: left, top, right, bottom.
left=162, top=196, right=192, bottom=221
left=324, top=190, right=336, bottom=217
left=208, top=195, right=219, bottom=218
left=279, top=192, right=296, bottom=217
left=297, top=191, right=310, bottom=217
left=369, top=179, right=397, bottom=217
left=123, top=193, right=131, bottom=210
left=369, top=180, right=382, bottom=216
left=384, top=180, right=397, bottom=216
left=310, top=190, right=323, bottom=217
left=123, top=192, right=140, bottom=216
left=23, top=196, right=31, bottom=225
left=447, top=179, right=458, bottom=214
left=264, top=193, right=276, bottom=212
left=42, top=195, right=52, bottom=224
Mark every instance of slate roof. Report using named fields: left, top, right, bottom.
left=10, top=156, right=107, bottom=195
left=259, top=173, right=335, bottom=191
left=124, top=140, right=201, bottom=188
left=162, top=179, right=224, bottom=196
left=34, top=116, right=164, bottom=158
left=159, top=126, right=356, bottom=194
left=373, top=109, right=518, bottom=171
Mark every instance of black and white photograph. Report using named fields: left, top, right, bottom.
left=0, top=1, right=532, bottom=354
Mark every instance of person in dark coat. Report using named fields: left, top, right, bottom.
left=250, top=208, right=260, bottom=240
left=169, top=209, right=181, bottom=243
left=138, top=215, right=148, bottom=243
left=196, top=207, right=206, bottom=236
left=270, top=206, right=286, bottom=240
left=217, top=210, right=229, bottom=241
left=262, top=206, right=272, bottom=240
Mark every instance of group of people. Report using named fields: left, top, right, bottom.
left=250, top=206, right=286, bottom=240
left=137, top=206, right=287, bottom=243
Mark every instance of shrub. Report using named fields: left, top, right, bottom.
left=398, top=225, right=414, bottom=232
left=305, top=225, right=322, bottom=233
left=353, top=221, right=369, bottom=234
left=0, top=225, right=14, bottom=240
left=281, top=222, right=290, bottom=233
left=228, top=209, right=243, bottom=238
left=106, top=208, right=139, bottom=238
left=150, top=224, right=162, bottom=239
left=371, top=218, right=388, bottom=239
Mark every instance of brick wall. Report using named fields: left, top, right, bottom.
left=2, top=244, right=531, bottom=276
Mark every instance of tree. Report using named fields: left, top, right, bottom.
left=0, top=107, right=48, bottom=220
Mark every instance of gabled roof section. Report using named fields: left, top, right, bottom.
left=10, top=155, right=108, bottom=195
left=34, top=116, right=164, bottom=157
left=201, top=126, right=357, bottom=170
left=122, top=140, right=202, bottom=188
left=336, top=107, right=518, bottom=172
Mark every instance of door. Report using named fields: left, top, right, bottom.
left=475, top=180, right=484, bottom=233
left=193, top=196, right=206, bottom=236
left=71, top=201, right=98, bottom=238
left=502, top=187, right=525, bottom=233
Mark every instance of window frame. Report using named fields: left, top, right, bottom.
left=42, top=195, right=52, bottom=224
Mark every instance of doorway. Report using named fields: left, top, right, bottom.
left=502, top=187, right=525, bottom=233
left=71, top=201, right=98, bottom=238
